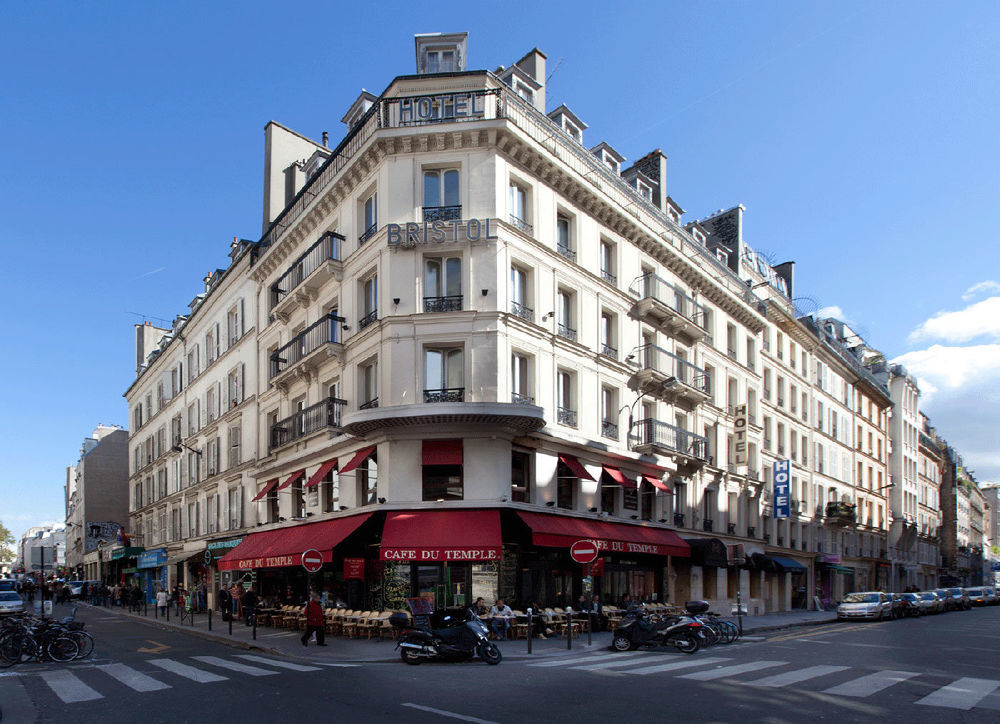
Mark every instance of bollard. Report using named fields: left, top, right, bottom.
left=527, top=609, right=533, bottom=654
left=145, top=600, right=148, bottom=617
left=567, top=613, right=572, bottom=650
left=252, top=614, right=257, bottom=640
left=209, top=608, right=212, bottom=631
left=229, top=610, right=233, bottom=636
left=587, top=612, right=592, bottom=647
left=155, top=602, right=158, bottom=619
left=166, top=602, right=169, bottom=622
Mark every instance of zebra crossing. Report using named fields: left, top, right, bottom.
left=525, top=652, right=1000, bottom=711
left=0, top=653, right=339, bottom=706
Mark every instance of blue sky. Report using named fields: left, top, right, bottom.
left=3, top=1, right=999, bottom=545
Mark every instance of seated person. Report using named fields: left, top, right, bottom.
left=489, top=598, right=514, bottom=640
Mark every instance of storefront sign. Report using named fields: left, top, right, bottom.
left=623, top=486, right=638, bottom=511
left=820, top=555, right=842, bottom=564
left=590, top=540, right=666, bottom=556
left=344, top=558, right=365, bottom=580
left=235, top=555, right=296, bottom=570
left=733, top=404, right=748, bottom=465
left=387, top=218, right=498, bottom=246
left=398, top=92, right=486, bottom=123
left=137, top=549, right=167, bottom=569
left=773, top=460, right=790, bottom=519
left=111, top=546, right=145, bottom=560
left=204, top=537, right=244, bottom=565
left=380, top=547, right=501, bottom=562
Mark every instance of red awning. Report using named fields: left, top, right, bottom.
left=558, top=454, right=596, bottom=481
left=602, top=465, right=636, bottom=489
left=340, top=445, right=376, bottom=473
left=422, top=440, right=463, bottom=466
left=643, top=474, right=670, bottom=492
left=380, top=510, right=501, bottom=562
left=217, top=513, right=371, bottom=571
left=275, top=469, right=305, bottom=491
left=516, top=511, right=690, bottom=557
left=250, top=479, right=279, bottom=502
left=304, top=459, right=338, bottom=489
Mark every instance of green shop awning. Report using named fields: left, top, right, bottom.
left=111, top=546, right=145, bottom=560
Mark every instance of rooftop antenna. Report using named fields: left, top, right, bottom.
left=544, top=57, right=564, bottom=102
left=792, top=295, right=819, bottom=319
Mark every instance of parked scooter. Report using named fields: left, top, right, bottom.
left=393, top=608, right=502, bottom=665
left=611, top=602, right=706, bottom=655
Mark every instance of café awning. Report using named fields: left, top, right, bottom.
left=250, top=478, right=279, bottom=502
left=516, top=511, right=689, bottom=557
left=683, top=538, right=730, bottom=568
left=340, top=445, right=377, bottom=473
left=217, top=513, right=371, bottom=571
left=602, top=465, right=636, bottom=489
left=642, top=474, right=670, bottom=492
left=275, top=469, right=305, bottom=491
left=770, top=556, right=808, bottom=572
left=422, top=440, right=463, bottom=466
left=305, top=459, right=338, bottom=489
left=380, top=510, right=501, bottom=562
left=558, top=454, right=596, bottom=481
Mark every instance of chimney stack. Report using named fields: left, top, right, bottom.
left=322, top=131, right=329, bottom=147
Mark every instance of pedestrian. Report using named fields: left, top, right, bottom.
left=529, top=601, right=552, bottom=638
left=218, top=585, right=232, bottom=621
left=300, top=593, right=327, bottom=647
left=156, top=587, right=169, bottom=617
left=243, top=585, right=258, bottom=626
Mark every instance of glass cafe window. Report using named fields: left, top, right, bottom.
left=423, top=169, right=459, bottom=208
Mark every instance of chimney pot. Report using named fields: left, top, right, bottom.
left=322, top=131, right=329, bottom=147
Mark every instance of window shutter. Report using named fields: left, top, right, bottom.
left=240, top=298, right=245, bottom=338
left=240, top=363, right=246, bottom=403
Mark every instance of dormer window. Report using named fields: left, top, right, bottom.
left=565, top=122, right=581, bottom=142
left=426, top=48, right=456, bottom=73
left=547, top=104, right=587, bottom=145
left=515, top=82, right=534, bottom=104
left=636, top=179, right=652, bottom=201
left=414, top=32, right=468, bottom=75
left=590, top=142, right=625, bottom=175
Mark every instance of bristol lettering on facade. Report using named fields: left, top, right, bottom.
left=387, top=218, right=498, bottom=246
left=397, top=93, right=486, bottom=124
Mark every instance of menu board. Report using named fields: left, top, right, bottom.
left=499, top=547, right=518, bottom=601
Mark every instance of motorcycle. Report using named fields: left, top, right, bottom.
left=393, top=608, right=502, bottom=665
left=611, top=603, right=706, bottom=655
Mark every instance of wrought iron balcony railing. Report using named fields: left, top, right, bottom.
left=557, top=407, right=577, bottom=427
left=359, top=224, right=378, bottom=245
left=510, top=301, right=534, bottom=323
left=508, top=214, right=533, bottom=235
left=628, top=273, right=708, bottom=332
left=269, top=231, right=343, bottom=311
left=631, top=344, right=711, bottom=397
left=600, top=343, right=618, bottom=360
left=629, top=418, right=709, bottom=461
left=424, top=387, right=465, bottom=403
left=358, top=309, right=378, bottom=330
left=557, top=244, right=576, bottom=262
left=601, top=419, right=618, bottom=439
left=269, top=313, right=345, bottom=379
left=359, top=397, right=379, bottom=410
left=424, top=295, right=463, bottom=313
left=423, top=205, right=462, bottom=222
left=557, top=323, right=577, bottom=342
left=269, top=396, right=347, bottom=451
left=601, top=269, right=617, bottom=285
left=511, top=392, right=534, bottom=405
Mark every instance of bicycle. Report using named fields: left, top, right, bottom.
left=1, top=620, right=79, bottom=667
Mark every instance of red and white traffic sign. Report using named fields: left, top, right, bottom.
left=301, top=548, right=323, bottom=573
left=570, top=539, right=599, bottom=564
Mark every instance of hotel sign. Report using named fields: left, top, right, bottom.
left=733, top=404, right=748, bottom=465
left=397, top=92, right=487, bottom=124
left=773, top=460, right=791, bottom=519
left=387, top=218, right=498, bottom=246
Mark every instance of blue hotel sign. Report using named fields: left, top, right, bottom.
left=773, top=460, right=791, bottom=519
left=137, top=548, right=167, bottom=569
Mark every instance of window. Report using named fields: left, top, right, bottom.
left=188, top=450, right=200, bottom=485
left=360, top=359, right=378, bottom=407
left=228, top=487, right=242, bottom=530
left=424, top=257, right=462, bottom=311
left=360, top=191, right=377, bottom=242
left=266, top=485, right=279, bottom=524
left=291, top=474, right=305, bottom=519
left=763, top=369, right=772, bottom=400
left=187, top=501, right=199, bottom=538
left=321, top=467, right=339, bottom=513
left=601, top=473, right=617, bottom=515
left=514, top=81, right=533, bottom=104
left=228, top=425, right=241, bottom=468
left=508, top=182, right=531, bottom=233
left=187, top=345, right=200, bottom=382
left=600, top=311, right=617, bottom=358
left=556, top=214, right=575, bottom=260
left=206, top=436, right=221, bottom=476
left=557, top=460, right=576, bottom=510
left=509, top=264, right=531, bottom=321
left=601, top=386, right=618, bottom=439
left=555, top=369, right=577, bottom=427
left=425, top=48, right=456, bottom=73
left=726, top=324, right=738, bottom=360
left=556, top=288, right=576, bottom=341
left=423, top=169, right=460, bottom=218
left=422, top=448, right=461, bottom=501
left=206, top=324, right=220, bottom=364
left=206, top=385, right=217, bottom=424
left=511, top=451, right=531, bottom=503
left=511, top=352, right=531, bottom=403
left=208, top=494, right=220, bottom=534
left=227, top=300, right=245, bottom=347
left=776, top=332, right=784, bottom=360
left=599, top=240, right=616, bottom=285
left=424, top=348, right=464, bottom=401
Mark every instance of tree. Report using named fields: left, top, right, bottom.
left=0, top=520, right=15, bottom=563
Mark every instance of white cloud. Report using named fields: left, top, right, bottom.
left=962, top=280, right=1000, bottom=302
left=907, top=296, right=1000, bottom=345
left=893, top=344, right=1000, bottom=396
left=814, top=305, right=852, bottom=323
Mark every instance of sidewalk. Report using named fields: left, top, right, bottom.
left=81, top=603, right=837, bottom=662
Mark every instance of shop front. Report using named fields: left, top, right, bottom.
left=816, top=556, right=855, bottom=604
left=769, top=555, right=810, bottom=610
left=136, top=548, right=168, bottom=603
left=109, top=546, right=144, bottom=585
left=203, top=536, right=245, bottom=608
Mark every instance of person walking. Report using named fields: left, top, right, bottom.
left=218, top=585, right=232, bottom=621
left=243, top=585, right=258, bottom=626
left=156, top=587, right=169, bottom=617
left=301, top=593, right=327, bottom=646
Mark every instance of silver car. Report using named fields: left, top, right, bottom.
left=0, top=590, right=24, bottom=616
left=837, top=592, right=893, bottom=620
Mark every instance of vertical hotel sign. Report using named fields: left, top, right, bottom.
left=773, top=460, right=791, bottom=519
left=733, top=404, right=748, bottom=465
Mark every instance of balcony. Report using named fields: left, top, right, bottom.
left=268, top=232, right=344, bottom=321
left=423, top=205, right=462, bottom=222
left=629, top=418, right=709, bottom=467
left=727, top=523, right=737, bottom=535
left=508, top=214, right=533, bottom=236
left=269, top=396, right=347, bottom=451
left=424, top=295, right=463, bottom=313
left=269, top=313, right=345, bottom=386
left=557, top=244, right=576, bottom=262
left=629, top=344, right=711, bottom=407
left=359, top=224, right=378, bottom=245
left=557, top=407, right=577, bottom=427
left=511, top=392, right=534, bottom=405
left=358, top=309, right=378, bottom=331
left=601, top=419, right=618, bottom=439
left=557, top=323, right=577, bottom=342
left=424, top=387, right=465, bottom=403
left=510, top=301, right=533, bottom=323
left=674, top=513, right=685, bottom=527
left=359, top=397, right=379, bottom=410
left=629, top=273, right=709, bottom=343
left=747, top=526, right=756, bottom=538
left=600, top=343, right=618, bottom=360
left=702, top=519, right=714, bottom=532
left=601, top=269, right=617, bottom=286
left=825, top=501, right=857, bottom=526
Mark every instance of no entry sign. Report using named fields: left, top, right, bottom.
left=301, top=548, right=323, bottom=573
left=570, top=539, right=599, bottom=564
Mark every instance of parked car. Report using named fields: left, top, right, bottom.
left=837, top=592, right=893, bottom=620
left=946, top=587, right=972, bottom=610
left=67, top=581, right=84, bottom=598
left=965, top=588, right=989, bottom=606
left=0, top=579, right=16, bottom=592
left=888, top=593, right=909, bottom=619
left=898, top=592, right=924, bottom=616
left=0, top=590, right=24, bottom=616
left=933, top=588, right=958, bottom=611
left=982, top=586, right=999, bottom=604
left=918, top=591, right=945, bottom=614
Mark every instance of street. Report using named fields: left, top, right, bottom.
left=4, top=600, right=1000, bottom=723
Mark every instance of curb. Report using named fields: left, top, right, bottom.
left=741, top=617, right=840, bottom=635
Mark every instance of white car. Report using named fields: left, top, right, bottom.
left=0, top=591, right=24, bottom=616
left=837, top=592, right=893, bottom=620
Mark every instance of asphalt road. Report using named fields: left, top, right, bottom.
left=3, top=600, right=1000, bottom=723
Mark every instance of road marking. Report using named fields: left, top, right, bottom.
left=402, top=703, right=498, bottom=724
left=234, top=654, right=322, bottom=671
left=137, top=640, right=171, bottom=654
left=39, top=670, right=103, bottom=703
left=192, top=655, right=279, bottom=676
left=571, top=655, right=668, bottom=671
left=314, top=662, right=361, bottom=667
left=823, top=670, right=920, bottom=697
left=678, top=660, right=787, bottom=681
left=529, top=651, right=648, bottom=667
left=149, top=658, right=228, bottom=683
left=98, top=663, right=171, bottom=692
left=744, top=664, right=849, bottom=687
left=915, top=677, right=1000, bottom=710
left=625, top=656, right=732, bottom=675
